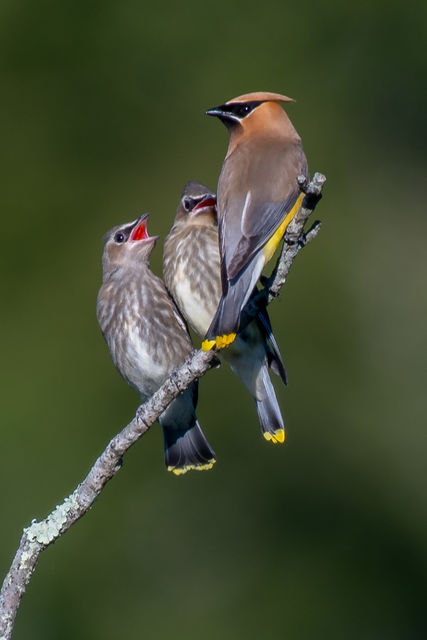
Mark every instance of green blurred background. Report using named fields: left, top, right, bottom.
left=1, top=0, right=426, bottom=638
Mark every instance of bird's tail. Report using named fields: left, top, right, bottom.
left=159, top=384, right=216, bottom=475
left=203, top=292, right=239, bottom=349
left=162, top=420, right=216, bottom=475
left=225, top=329, right=286, bottom=445
left=204, top=254, right=264, bottom=349
left=255, top=367, right=285, bottom=445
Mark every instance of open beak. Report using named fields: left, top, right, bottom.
left=192, top=194, right=217, bottom=214
left=129, top=213, right=158, bottom=243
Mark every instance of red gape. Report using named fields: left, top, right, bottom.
left=193, top=196, right=216, bottom=212
left=129, top=219, right=149, bottom=241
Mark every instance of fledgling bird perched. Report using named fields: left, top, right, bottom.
left=163, top=182, right=287, bottom=444
left=97, top=213, right=216, bottom=475
left=203, top=91, right=308, bottom=350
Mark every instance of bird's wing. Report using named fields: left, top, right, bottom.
left=218, top=140, right=307, bottom=282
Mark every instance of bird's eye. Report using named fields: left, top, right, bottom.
left=114, top=232, right=125, bottom=243
left=238, top=104, right=251, bottom=117
left=183, top=197, right=193, bottom=212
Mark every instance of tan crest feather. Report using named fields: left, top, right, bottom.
left=227, top=91, right=295, bottom=104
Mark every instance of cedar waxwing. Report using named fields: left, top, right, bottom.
left=97, top=213, right=216, bottom=475
left=163, top=181, right=287, bottom=444
left=203, top=91, right=308, bottom=350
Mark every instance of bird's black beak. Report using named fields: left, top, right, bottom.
left=206, top=104, right=239, bottom=129
left=206, top=104, right=226, bottom=117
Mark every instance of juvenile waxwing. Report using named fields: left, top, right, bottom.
left=97, top=213, right=215, bottom=474
left=163, top=182, right=287, bottom=444
left=203, top=91, right=308, bottom=349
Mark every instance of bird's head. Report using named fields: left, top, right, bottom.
left=206, top=91, right=298, bottom=144
left=101, top=213, right=159, bottom=276
left=175, top=181, right=217, bottom=227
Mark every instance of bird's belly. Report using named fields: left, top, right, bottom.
left=174, top=276, right=218, bottom=337
left=116, top=324, right=168, bottom=398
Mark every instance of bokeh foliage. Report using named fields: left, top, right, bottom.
left=1, top=0, right=426, bottom=638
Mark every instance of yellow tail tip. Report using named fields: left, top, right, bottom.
left=202, top=334, right=237, bottom=351
left=263, top=429, right=286, bottom=445
left=202, top=339, right=216, bottom=351
left=168, top=459, right=216, bottom=476
left=216, top=333, right=236, bottom=349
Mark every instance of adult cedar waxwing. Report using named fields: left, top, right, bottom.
left=97, top=214, right=216, bottom=475
left=203, top=91, right=308, bottom=350
left=163, top=182, right=287, bottom=444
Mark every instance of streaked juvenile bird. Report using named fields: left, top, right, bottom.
left=163, top=181, right=287, bottom=444
left=204, top=91, right=308, bottom=350
left=97, top=213, right=216, bottom=475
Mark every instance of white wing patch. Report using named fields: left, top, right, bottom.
left=242, top=252, right=265, bottom=311
left=240, top=191, right=252, bottom=236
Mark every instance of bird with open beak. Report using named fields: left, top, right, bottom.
left=163, top=182, right=287, bottom=444
left=97, top=213, right=216, bottom=475
left=203, top=91, right=308, bottom=350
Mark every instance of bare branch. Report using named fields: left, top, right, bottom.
left=0, top=172, right=325, bottom=640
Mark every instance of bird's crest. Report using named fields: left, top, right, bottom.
left=228, top=91, right=294, bottom=104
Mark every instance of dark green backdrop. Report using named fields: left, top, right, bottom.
left=1, top=1, right=426, bottom=638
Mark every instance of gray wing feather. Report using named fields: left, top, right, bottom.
left=218, top=140, right=307, bottom=282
